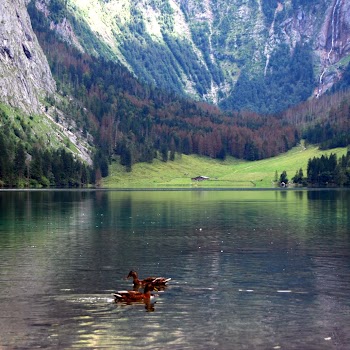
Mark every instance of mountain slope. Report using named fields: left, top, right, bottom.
left=0, top=0, right=93, bottom=188
left=36, top=0, right=350, bottom=113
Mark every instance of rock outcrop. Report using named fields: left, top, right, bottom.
left=0, top=0, right=55, bottom=114
left=316, top=0, right=350, bottom=95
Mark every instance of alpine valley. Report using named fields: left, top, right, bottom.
left=0, top=0, right=350, bottom=187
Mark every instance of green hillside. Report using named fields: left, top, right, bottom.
left=103, top=143, right=348, bottom=188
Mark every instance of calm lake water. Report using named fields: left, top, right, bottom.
left=0, top=189, right=350, bottom=349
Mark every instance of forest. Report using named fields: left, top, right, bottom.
left=0, top=108, right=92, bottom=187
left=281, top=83, right=350, bottom=150
left=1, top=1, right=350, bottom=188
left=28, top=3, right=300, bottom=171
left=221, top=43, right=315, bottom=114
left=291, top=151, right=350, bottom=187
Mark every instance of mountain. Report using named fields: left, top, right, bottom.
left=0, top=0, right=94, bottom=188
left=0, top=0, right=349, bottom=188
left=32, top=0, right=350, bottom=114
left=0, top=0, right=92, bottom=165
left=0, top=0, right=55, bottom=114
left=2, top=0, right=350, bottom=116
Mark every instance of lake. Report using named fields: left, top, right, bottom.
left=0, top=189, right=349, bottom=349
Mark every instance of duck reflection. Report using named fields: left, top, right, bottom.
left=144, top=299, right=156, bottom=312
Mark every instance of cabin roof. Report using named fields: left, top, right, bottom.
left=191, top=175, right=210, bottom=181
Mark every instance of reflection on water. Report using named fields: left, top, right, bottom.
left=0, top=190, right=350, bottom=349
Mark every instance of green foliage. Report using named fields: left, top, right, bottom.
left=189, top=23, right=224, bottom=86
left=307, top=153, right=338, bottom=187
left=120, top=33, right=184, bottom=95
left=292, top=0, right=320, bottom=9
left=302, top=95, right=350, bottom=149
left=279, top=170, right=288, bottom=184
left=48, top=0, right=68, bottom=23
left=292, top=168, right=306, bottom=186
left=0, top=102, right=93, bottom=188
left=0, top=133, right=92, bottom=188
left=28, top=0, right=114, bottom=60
left=119, top=141, right=134, bottom=172
left=261, top=0, right=278, bottom=26
left=292, top=151, right=350, bottom=187
left=161, top=144, right=169, bottom=162
left=304, top=123, right=350, bottom=149
left=119, top=28, right=221, bottom=97
left=222, top=43, right=315, bottom=114
left=330, top=62, right=350, bottom=93
left=93, top=151, right=109, bottom=178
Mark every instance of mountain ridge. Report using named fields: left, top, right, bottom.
left=34, top=0, right=350, bottom=113
left=1, top=0, right=350, bottom=116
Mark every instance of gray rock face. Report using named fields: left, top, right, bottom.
left=0, top=0, right=55, bottom=114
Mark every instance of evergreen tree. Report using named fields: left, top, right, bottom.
left=30, top=148, right=43, bottom=183
left=292, top=168, right=304, bottom=184
left=120, top=145, right=133, bottom=172
left=161, top=144, right=168, bottom=162
left=14, top=144, right=26, bottom=181
left=0, top=133, right=11, bottom=183
left=279, top=170, right=288, bottom=184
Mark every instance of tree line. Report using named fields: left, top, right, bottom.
left=281, top=85, right=350, bottom=151
left=0, top=122, right=92, bottom=188
left=283, top=150, right=350, bottom=187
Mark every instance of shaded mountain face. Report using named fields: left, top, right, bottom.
left=35, top=0, right=350, bottom=114
left=0, top=0, right=55, bottom=114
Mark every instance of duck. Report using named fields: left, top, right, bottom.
left=126, top=270, right=171, bottom=288
left=114, top=283, right=157, bottom=304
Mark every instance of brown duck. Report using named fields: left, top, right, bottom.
left=127, top=270, right=171, bottom=288
left=114, top=283, right=157, bottom=303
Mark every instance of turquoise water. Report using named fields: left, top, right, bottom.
left=0, top=189, right=349, bottom=349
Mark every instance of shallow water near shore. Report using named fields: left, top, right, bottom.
left=0, top=189, right=349, bottom=349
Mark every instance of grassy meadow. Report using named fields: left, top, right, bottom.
left=102, top=143, right=348, bottom=189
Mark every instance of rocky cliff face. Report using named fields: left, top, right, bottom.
left=184, top=0, right=350, bottom=97
left=258, top=0, right=350, bottom=96
left=0, top=0, right=55, bottom=114
left=316, top=0, right=350, bottom=95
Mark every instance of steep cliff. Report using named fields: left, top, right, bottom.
left=0, top=0, right=55, bottom=114
left=0, top=0, right=93, bottom=166
left=316, top=0, right=350, bottom=95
